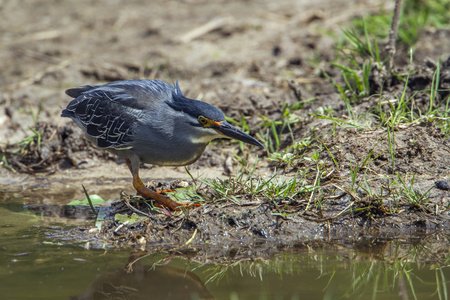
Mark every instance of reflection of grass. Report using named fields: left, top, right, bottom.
left=345, top=243, right=449, bottom=300
left=198, top=254, right=306, bottom=285
left=194, top=240, right=449, bottom=299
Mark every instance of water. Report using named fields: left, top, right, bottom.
left=1, top=198, right=449, bottom=300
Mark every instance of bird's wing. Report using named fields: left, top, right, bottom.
left=62, top=86, right=146, bottom=149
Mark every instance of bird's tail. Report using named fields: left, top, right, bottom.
left=61, top=109, right=74, bottom=118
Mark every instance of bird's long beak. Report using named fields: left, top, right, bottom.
left=215, top=121, right=264, bottom=148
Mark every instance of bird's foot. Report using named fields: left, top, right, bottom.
left=175, top=202, right=201, bottom=209
left=152, top=201, right=200, bottom=210
left=134, top=186, right=181, bottom=211
left=136, top=187, right=200, bottom=211
left=156, top=189, right=174, bottom=194
left=154, top=188, right=201, bottom=209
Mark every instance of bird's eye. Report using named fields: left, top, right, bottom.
left=198, top=116, right=208, bottom=126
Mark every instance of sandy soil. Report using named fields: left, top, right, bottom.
left=1, top=0, right=449, bottom=251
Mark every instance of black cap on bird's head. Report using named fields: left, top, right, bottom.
left=170, top=81, right=264, bottom=148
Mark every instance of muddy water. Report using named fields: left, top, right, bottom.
left=1, top=197, right=448, bottom=300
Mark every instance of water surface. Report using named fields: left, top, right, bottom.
left=1, top=197, right=448, bottom=300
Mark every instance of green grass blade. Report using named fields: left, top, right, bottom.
left=82, top=184, right=97, bottom=215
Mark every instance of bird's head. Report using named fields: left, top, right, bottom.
left=169, top=84, right=264, bottom=148
left=193, top=109, right=264, bottom=148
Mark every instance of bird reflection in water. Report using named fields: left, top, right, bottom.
left=71, top=252, right=214, bottom=300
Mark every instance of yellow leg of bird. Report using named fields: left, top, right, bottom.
left=125, top=158, right=181, bottom=211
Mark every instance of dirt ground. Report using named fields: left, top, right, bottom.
left=1, top=0, right=449, bottom=253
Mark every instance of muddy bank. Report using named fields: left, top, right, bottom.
left=22, top=180, right=449, bottom=253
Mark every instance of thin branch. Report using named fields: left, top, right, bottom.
left=385, top=0, right=403, bottom=74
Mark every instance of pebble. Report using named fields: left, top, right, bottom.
left=88, top=227, right=99, bottom=233
left=434, top=181, right=450, bottom=191
left=177, top=181, right=189, bottom=188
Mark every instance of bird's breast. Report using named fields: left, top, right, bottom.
left=132, top=138, right=208, bottom=167
left=130, top=113, right=212, bottom=166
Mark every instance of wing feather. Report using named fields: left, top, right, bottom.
left=62, top=87, right=141, bottom=149
left=62, top=80, right=177, bottom=150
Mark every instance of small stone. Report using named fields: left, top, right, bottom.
left=177, top=181, right=189, bottom=188
left=88, top=227, right=99, bottom=233
left=435, top=181, right=450, bottom=191
left=136, top=235, right=146, bottom=246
